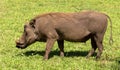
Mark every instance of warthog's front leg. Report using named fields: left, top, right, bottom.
left=57, top=40, right=64, bottom=57
left=44, top=39, right=56, bottom=60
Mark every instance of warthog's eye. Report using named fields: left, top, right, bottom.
left=24, top=25, right=28, bottom=30
left=25, top=31, right=28, bottom=36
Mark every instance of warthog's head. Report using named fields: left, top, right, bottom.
left=16, top=19, right=38, bottom=49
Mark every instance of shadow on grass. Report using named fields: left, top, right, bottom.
left=115, top=57, right=120, bottom=64
left=18, top=50, right=97, bottom=59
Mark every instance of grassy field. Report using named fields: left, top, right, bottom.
left=0, top=0, right=120, bottom=70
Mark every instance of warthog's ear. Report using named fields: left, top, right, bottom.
left=30, top=19, right=36, bottom=28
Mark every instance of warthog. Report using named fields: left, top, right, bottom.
left=16, top=11, right=113, bottom=60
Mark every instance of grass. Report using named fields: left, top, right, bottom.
left=0, top=0, right=120, bottom=70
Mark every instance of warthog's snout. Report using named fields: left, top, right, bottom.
left=15, top=40, right=26, bottom=49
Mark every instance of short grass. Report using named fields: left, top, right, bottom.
left=0, top=0, right=120, bottom=70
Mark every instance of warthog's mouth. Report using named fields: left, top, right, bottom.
left=16, top=45, right=27, bottom=49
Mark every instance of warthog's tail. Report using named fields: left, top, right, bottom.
left=105, top=14, right=113, bottom=45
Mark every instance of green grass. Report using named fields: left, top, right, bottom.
left=0, top=0, right=120, bottom=70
